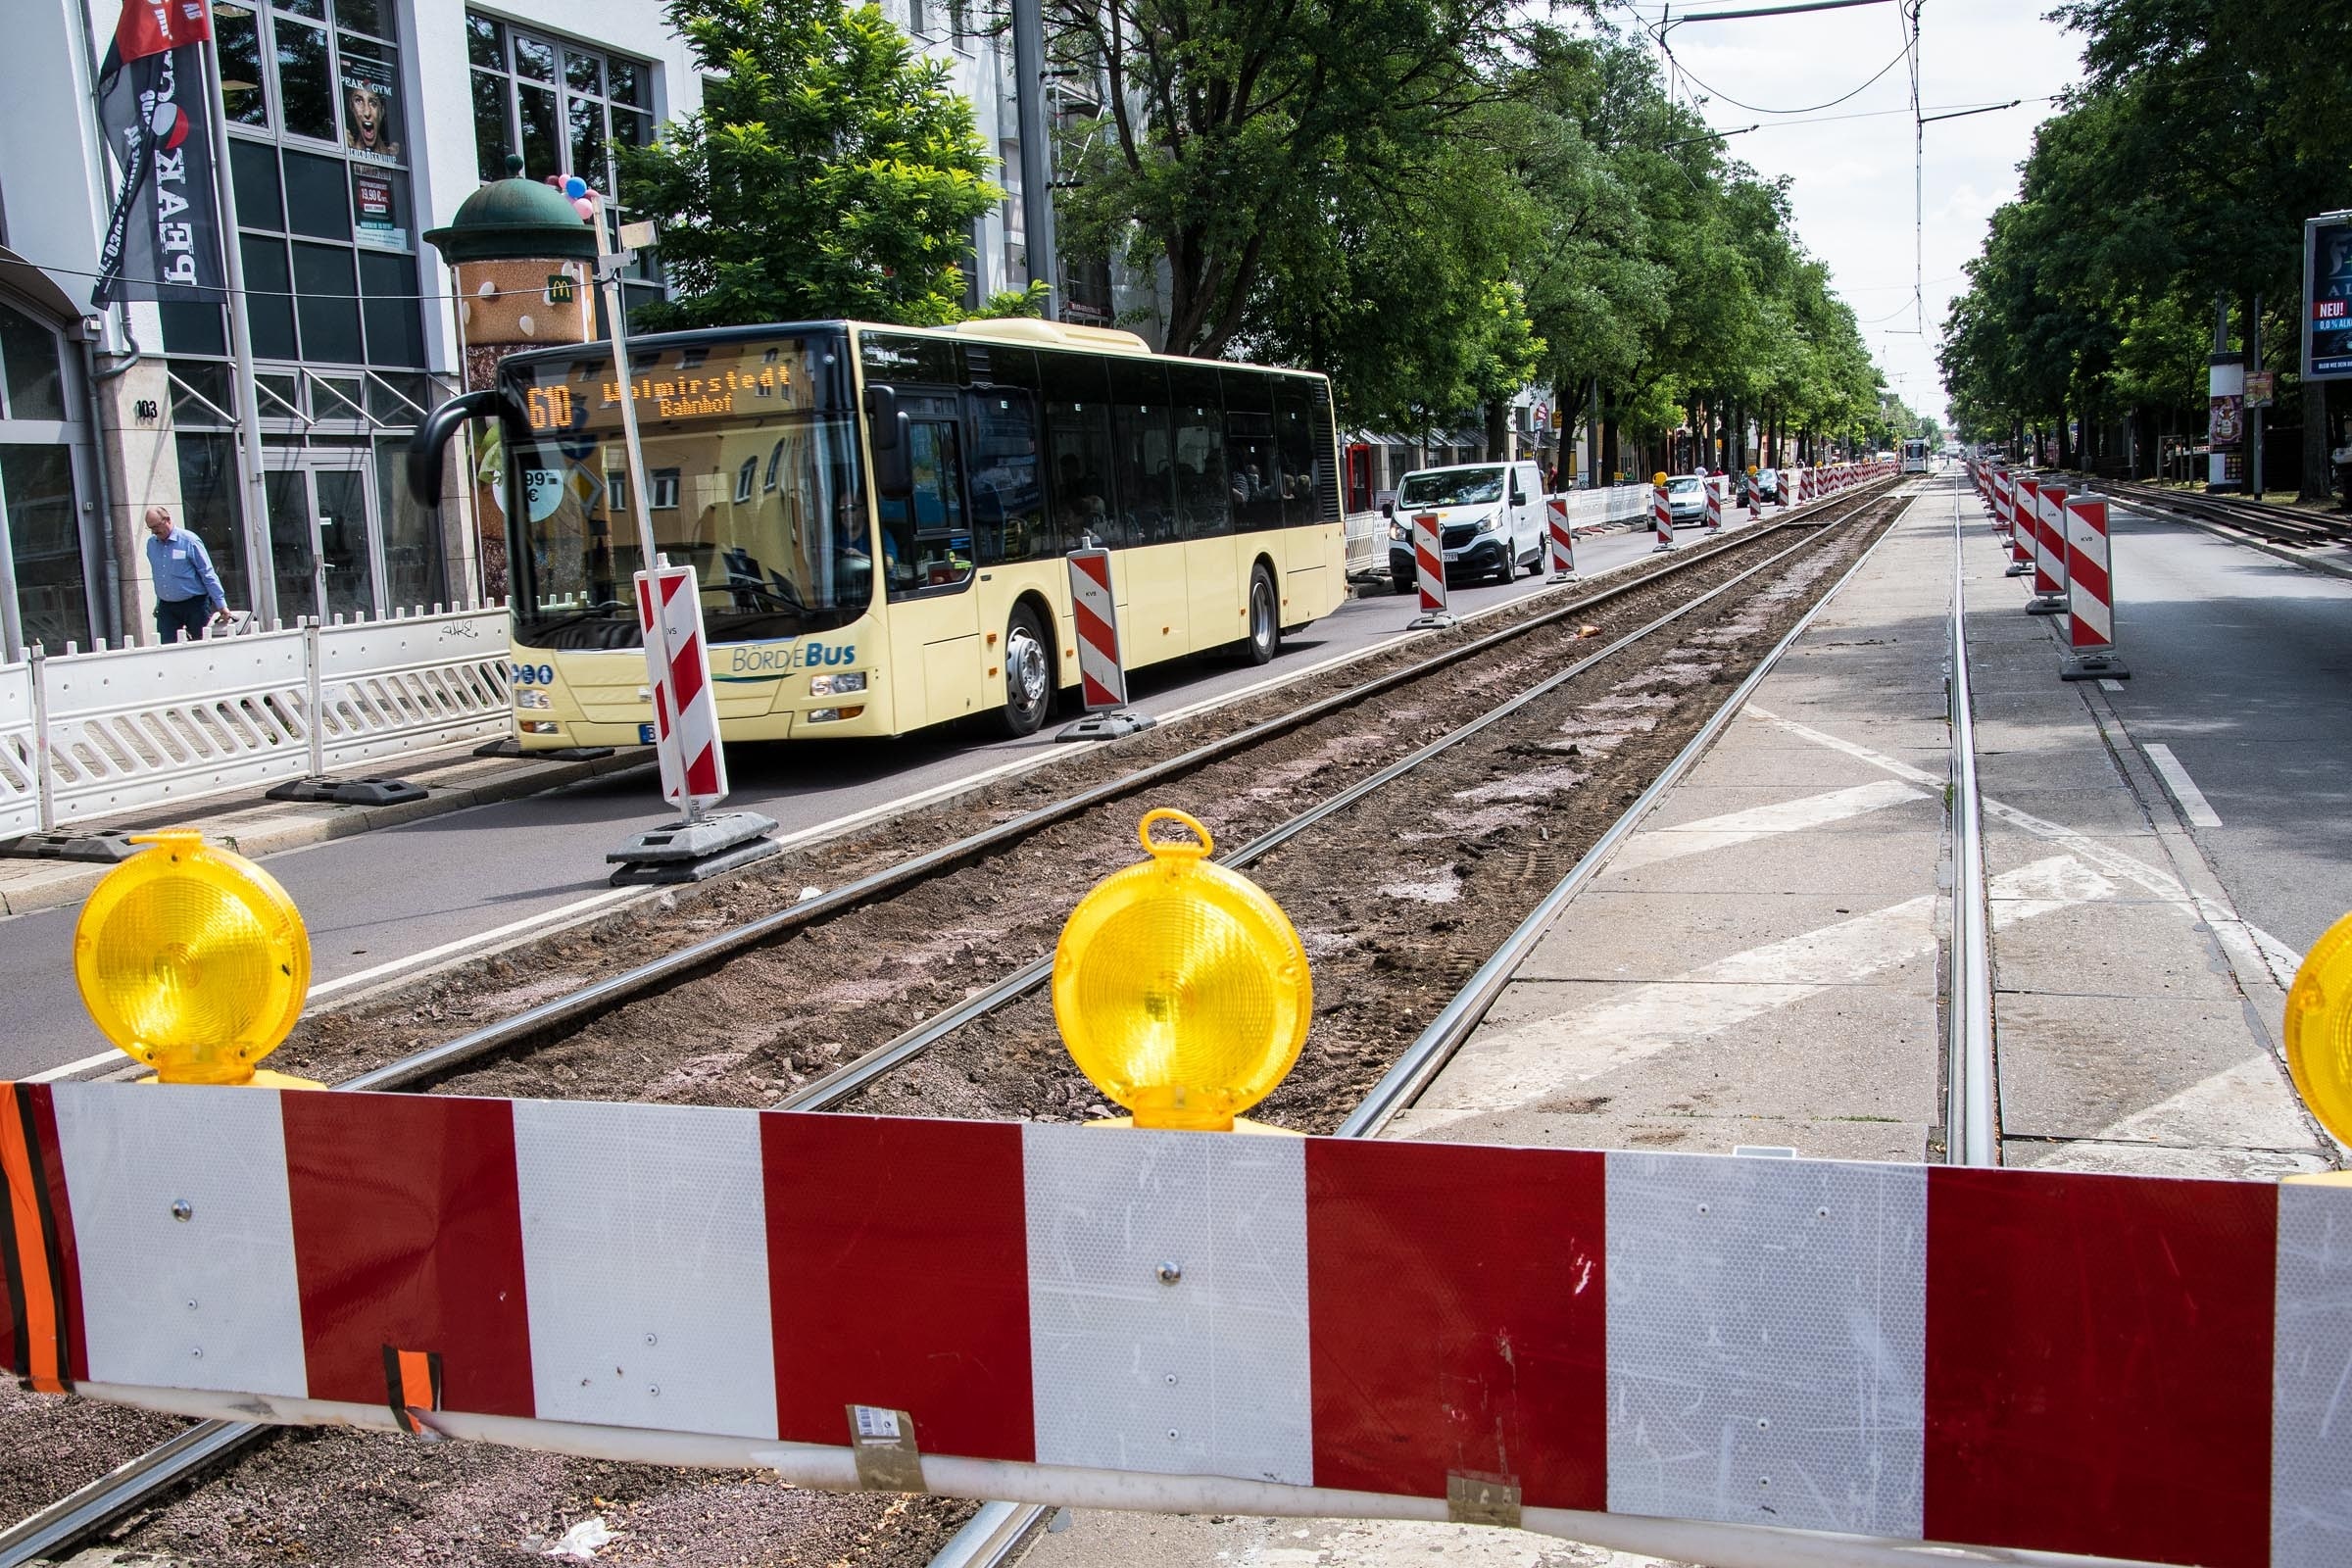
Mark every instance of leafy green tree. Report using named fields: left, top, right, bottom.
left=622, top=0, right=1025, bottom=329
left=1046, top=0, right=1514, bottom=359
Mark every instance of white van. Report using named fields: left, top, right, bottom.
left=1384, top=460, right=1547, bottom=592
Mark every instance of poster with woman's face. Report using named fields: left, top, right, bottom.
left=341, top=54, right=401, bottom=162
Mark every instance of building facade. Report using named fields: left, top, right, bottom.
left=0, top=0, right=1046, bottom=656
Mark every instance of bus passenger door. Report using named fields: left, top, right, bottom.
left=875, top=392, right=981, bottom=730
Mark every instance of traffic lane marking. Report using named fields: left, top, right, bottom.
left=1743, top=706, right=2302, bottom=986
left=1605, top=780, right=1926, bottom=874
left=2143, top=742, right=2224, bottom=827
left=1405, top=855, right=2111, bottom=1131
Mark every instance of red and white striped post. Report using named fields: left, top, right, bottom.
left=2006, top=476, right=2037, bottom=577
left=1058, top=547, right=1157, bottom=739
left=2027, top=481, right=2070, bottom=614
left=2058, top=493, right=2129, bottom=680
left=1545, top=495, right=1579, bottom=582
left=1703, top=473, right=1724, bottom=533
left=1406, top=511, right=1454, bottom=627
left=1743, top=468, right=1761, bottom=520
left=608, top=560, right=783, bottom=884
left=637, top=564, right=726, bottom=814
left=1650, top=472, right=1674, bottom=553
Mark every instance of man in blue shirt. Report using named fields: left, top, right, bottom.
left=143, top=506, right=228, bottom=643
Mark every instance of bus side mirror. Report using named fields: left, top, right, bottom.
left=865, top=387, right=913, bottom=500
left=406, top=388, right=510, bottom=509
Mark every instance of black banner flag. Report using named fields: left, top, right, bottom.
left=92, top=1, right=224, bottom=310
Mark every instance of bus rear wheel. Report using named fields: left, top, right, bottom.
left=997, top=605, right=1054, bottom=738
left=1244, top=564, right=1280, bottom=664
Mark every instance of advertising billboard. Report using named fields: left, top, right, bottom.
left=2305, top=212, right=2352, bottom=382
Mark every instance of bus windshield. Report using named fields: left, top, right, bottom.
left=501, top=329, right=870, bottom=649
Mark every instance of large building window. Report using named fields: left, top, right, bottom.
left=166, top=1, right=422, bottom=370
left=0, top=298, right=93, bottom=652
left=466, top=14, right=652, bottom=187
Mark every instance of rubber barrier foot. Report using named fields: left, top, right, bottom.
left=1403, top=612, right=1458, bottom=630
left=2025, top=597, right=2068, bottom=615
left=0, top=829, right=141, bottom=863
left=2060, top=659, right=2131, bottom=681
left=1054, top=710, right=1159, bottom=742
left=266, top=776, right=430, bottom=807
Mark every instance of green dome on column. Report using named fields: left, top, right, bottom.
left=422, top=155, right=599, bottom=265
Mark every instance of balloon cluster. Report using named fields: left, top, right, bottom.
left=545, top=173, right=599, bottom=221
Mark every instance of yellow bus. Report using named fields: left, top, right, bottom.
left=414, top=318, right=1348, bottom=746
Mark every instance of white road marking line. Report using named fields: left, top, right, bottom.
left=27, top=1050, right=123, bottom=1083
left=2143, top=742, right=2224, bottom=827
left=1406, top=855, right=2110, bottom=1126
left=305, top=886, right=642, bottom=1001
left=2095, top=1054, right=2320, bottom=1152
left=1743, top=706, right=2301, bottom=985
left=1605, top=780, right=1924, bottom=873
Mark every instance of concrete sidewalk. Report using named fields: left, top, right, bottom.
left=0, top=738, right=646, bottom=917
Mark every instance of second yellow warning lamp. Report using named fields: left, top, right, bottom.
left=2285, top=909, right=2352, bottom=1170
left=73, top=832, right=318, bottom=1087
left=1053, top=809, right=1311, bottom=1131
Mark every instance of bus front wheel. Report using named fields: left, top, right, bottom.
left=997, top=605, right=1054, bottom=737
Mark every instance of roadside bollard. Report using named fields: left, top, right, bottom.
left=2027, top=482, right=2070, bottom=615
left=2058, top=493, right=2129, bottom=680
left=1546, top=496, right=1579, bottom=583
left=1406, top=511, right=1454, bottom=629
left=1651, top=472, right=1674, bottom=554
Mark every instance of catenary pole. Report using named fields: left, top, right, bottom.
left=1011, top=0, right=1060, bottom=318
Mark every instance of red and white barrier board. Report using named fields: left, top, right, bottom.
left=5, top=1079, right=2350, bottom=1568
left=1409, top=512, right=1448, bottom=618
left=1544, top=496, right=1577, bottom=580
left=635, top=564, right=725, bottom=810
left=2011, top=476, right=2040, bottom=573
left=2031, top=481, right=2072, bottom=609
left=1650, top=481, right=1673, bottom=550
left=2060, top=494, right=2128, bottom=676
left=1703, top=476, right=1724, bottom=532
left=1065, top=548, right=1128, bottom=710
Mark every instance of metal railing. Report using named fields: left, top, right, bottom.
left=0, top=606, right=513, bottom=839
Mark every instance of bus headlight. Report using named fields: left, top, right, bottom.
left=810, top=672, right=866, bottom=697
left=514, top=689, right=552, bottom=710
left=806, top=706, right=865, bottom=724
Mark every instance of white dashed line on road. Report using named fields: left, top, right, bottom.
left=2143, top=742, right=2223, bottom=827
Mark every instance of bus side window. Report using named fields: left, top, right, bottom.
left=1110, top=359, right=1177, bottom=547
left=1275, top=377, right=1318, bottom=527
left=1166, top=362, right=1231, bottom=541
left=1221, top=368, right=1282, bottom=533
left=965, top=389, right=1043, bottom=565
left=1041, top=352, right=1116, bottom=550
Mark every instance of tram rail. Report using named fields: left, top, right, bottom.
left=2090, top=474, right=2352, bottom=550
left=0, top=483, right=1906, bottom=1568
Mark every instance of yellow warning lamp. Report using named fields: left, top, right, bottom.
left=73, top=831, right=318, bottom=1087
left=1653, top=471, right=1668, bottom=486
left=2285, top=910, right=2352, bottom=1153
left=1053, top=809, right=1311, bottom=1131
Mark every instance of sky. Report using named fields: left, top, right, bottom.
left=1589, top=0, right=2089, bottom=424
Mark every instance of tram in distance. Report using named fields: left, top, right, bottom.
left=414, top=318, right=1348, bottom=746
left=1901, top=436, right=1931, bottom=473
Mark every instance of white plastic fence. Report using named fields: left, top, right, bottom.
left=1344, top=484, right=1654, bottom=576
left=0, top=606, right=513, bottom=838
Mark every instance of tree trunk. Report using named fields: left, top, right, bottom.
left=2302, top=376, right=2332, bottom=505
left=1601, top=416, right=1620, bottom=483
left=1486, top=398, right=1509, bottom=463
